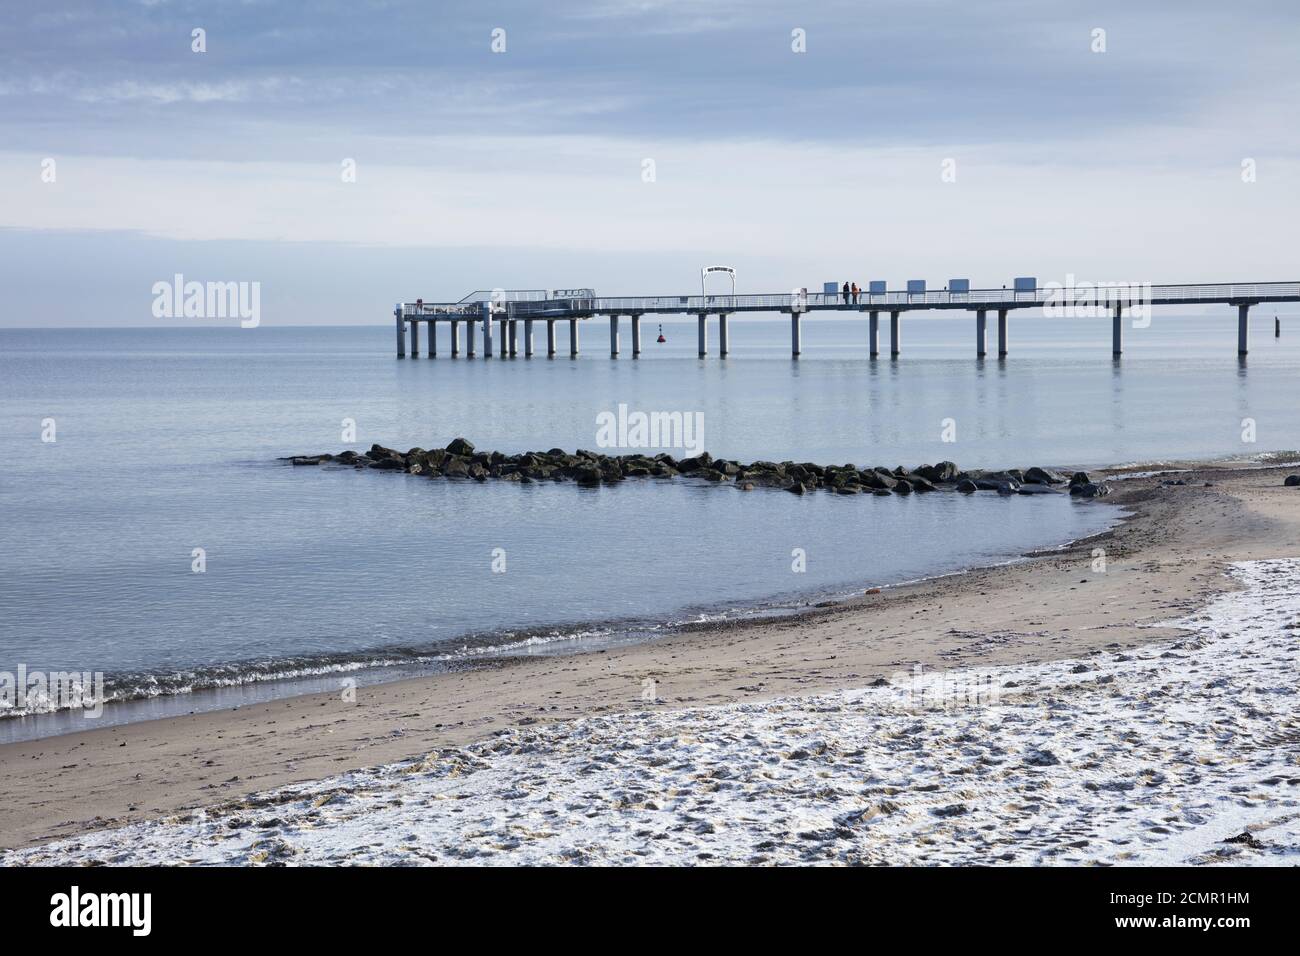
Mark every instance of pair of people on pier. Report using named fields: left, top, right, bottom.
left=841, top=282, right=860, bottom=305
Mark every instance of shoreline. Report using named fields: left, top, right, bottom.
left=3, top=459, right=1297, bottom=853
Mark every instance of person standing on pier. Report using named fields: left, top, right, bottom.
left=851, top=282, right=860, bottom=304
left=842, top=281, right=850, bottom=305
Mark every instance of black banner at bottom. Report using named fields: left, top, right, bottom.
left=0, top=865, right=1286, bottom=941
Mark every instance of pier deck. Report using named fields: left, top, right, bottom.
left=393, top=281, right=1300, bottom=359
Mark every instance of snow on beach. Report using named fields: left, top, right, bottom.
left=7, top=560, right=1300, bottom=866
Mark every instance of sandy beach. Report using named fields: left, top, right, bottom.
left=3, top=460, right=1298, bottom=862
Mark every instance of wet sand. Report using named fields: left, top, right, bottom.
left=2, top=461, right=1297, bottom=853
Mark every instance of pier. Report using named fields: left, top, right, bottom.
left=394, top=281, right=1300, bottom=360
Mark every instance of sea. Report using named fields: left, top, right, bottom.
left=2, top=311, right=1297, bottom=741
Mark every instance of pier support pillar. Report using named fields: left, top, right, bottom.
left=569, top=319, right=580, bottom=357
left=1238, top=303, right=1250, bottom=356
left=499, top=319, right=509, bottom=358
left=395, top=310, right=406, bottom=358
left=508, top=320, right=519, bottom=357
left=429, top=321, right=437, bottom=358
left=698, top=313, right=708, bottom=357
left=609, top=314, right=620, bottom=357
left=890, top=310, right=901, bottom=358
left=1112, top=304, right=1123, bottom=357
left=975, top=309, right=987, bottom=358
left=547, top=320, right=557, bottom=357
left=631, top=314, right=642, bottom=356
left=410, top=318, right=420, bottom=357
left=997, top=309, right=1008, bottom=357
left=481, top=304, right=493, bottom=358
left=719, top=313, right=730, bottom=357
left=524, top=319, right=534, bottom=357
left=791, top=312, right=801, bottom=358
left=450, top=320, right=460, bottom=356
left=868, top=311, right=879, bottom=358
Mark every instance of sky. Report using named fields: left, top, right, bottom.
left=2, top=0, right=1298, bottom=326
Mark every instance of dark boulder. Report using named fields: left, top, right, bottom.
left=1024, top=467, right=1065, bottom=485
left=903, top=476, right=937, bottom=493
left=785, top=482, right=808, bottom=495
left=956, top=478, right=978, bottom=494
left=1285, top=475, right=1300, bottom=487
left=1069, top=471, right=1091, bottom=487
left=445, top=437, right=475, bottom=457
left=914, top=461, right=958, bottom=483
left=1070, top=481, right=1110, bottom=498
left=442, top=457, right=471, bottom=478
left=859, top=471, right=897, bottom=491
left=1016, top=483, right=1060, bottom=495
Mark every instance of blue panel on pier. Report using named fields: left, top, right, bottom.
left=869, top=281, right=887, bottom=295
left=949, top=279, right=970, bottom=293
left=907, top=279, right=926, bottom=294
left=1014, top=277, right=1037, bottom=291
left=823, top=282, right=839, bottom=295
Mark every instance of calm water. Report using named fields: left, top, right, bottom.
left=2, top=314, right=1296, bottom=740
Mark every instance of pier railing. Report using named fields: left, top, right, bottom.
left=471, top=281, right=1300, bottom=317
